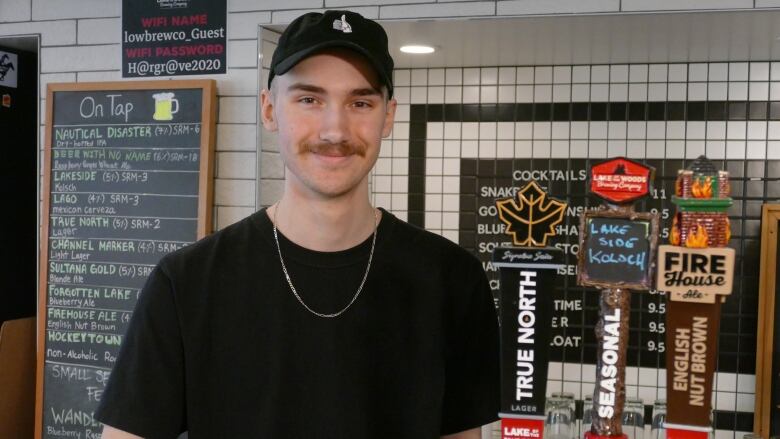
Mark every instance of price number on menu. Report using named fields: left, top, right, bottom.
left=650, top=188, right=668, bottom=200
left=648, top=208, right=671, bottom=240
left=644, top=288, right=668, bottom=353
left=647, top=302, right=666, bottom=314
left=650, top=207, right=671, bottom=220
left=647, top=340, right=666, bottom=352
left=648, top=321, right=666, bottom=333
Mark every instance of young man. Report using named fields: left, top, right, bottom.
left=97, top=10, right=499, bottom=438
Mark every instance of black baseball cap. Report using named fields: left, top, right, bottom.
left=268, top=10, right=394, bottom=98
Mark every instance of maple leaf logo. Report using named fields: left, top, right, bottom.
left=495, top=181, right=567, bottom=247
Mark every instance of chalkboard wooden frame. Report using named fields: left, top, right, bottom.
left=577, top=208, right=659, bottom=290
left=755, top=204, right=780, bottom=438
left=34, top=79, right=217, bottom=439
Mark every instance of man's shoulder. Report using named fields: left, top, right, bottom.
left=386, top=214, right=478, bottom=267
left=157, top=210, right=267, bottom=273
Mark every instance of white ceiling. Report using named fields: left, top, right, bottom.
left=381, top=10, right=780, bottom=68
left=1, top=12, right=778, bottom=66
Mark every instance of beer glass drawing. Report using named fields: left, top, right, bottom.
left=152, top=92, right=179, bottom=121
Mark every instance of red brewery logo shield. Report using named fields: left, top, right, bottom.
left=590, top=157, right=653, bottom=204
left=501, top=417, right=544, bottom=439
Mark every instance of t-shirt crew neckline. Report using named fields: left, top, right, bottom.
left=253, top=207, right=396, bottom=268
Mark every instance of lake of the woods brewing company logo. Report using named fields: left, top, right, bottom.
left=590, top=157, right=653, bottom=204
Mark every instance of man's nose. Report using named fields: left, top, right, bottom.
left=319, top=106, right=349, bottom=144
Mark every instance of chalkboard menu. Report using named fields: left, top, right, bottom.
left=578, top=212, right=656, bottom=289
left=35, top=80, right=216, bottom=439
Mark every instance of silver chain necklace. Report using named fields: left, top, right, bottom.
left=272, top=204, right=379, bottom=318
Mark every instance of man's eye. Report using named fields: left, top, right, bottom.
left=298, top=97, right=316, bottom=104
left=353, top=101, right=372, bottom=108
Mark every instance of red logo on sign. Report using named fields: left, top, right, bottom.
left=501, top=418, right=544, bottom=439
left=665, top=428, right=710, bottom=439
left=1, top=94, right=10, bottom=108
left=590, top=157, right=653, bottom=204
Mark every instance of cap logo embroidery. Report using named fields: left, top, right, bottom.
left=332, top=14, right=352, bottom=33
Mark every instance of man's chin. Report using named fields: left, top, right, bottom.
left=301, top=176, right=366, bottom=199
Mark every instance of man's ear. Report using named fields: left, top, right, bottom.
left=260, top=89, right=278, bottom=132
left=381, top=98, right=397, bottom=138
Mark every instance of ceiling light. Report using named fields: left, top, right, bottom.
left=400, top=45, right=435, bottom=54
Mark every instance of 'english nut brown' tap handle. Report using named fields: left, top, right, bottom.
left=657, top=156, right=735, bottom=439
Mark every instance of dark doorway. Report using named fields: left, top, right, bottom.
left=0, top=37, right=39, bottom=326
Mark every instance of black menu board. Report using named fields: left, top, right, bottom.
left=36, top=80, right=216, bottom=439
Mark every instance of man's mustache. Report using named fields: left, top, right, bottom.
left=300, top=142, right=367, bottom=157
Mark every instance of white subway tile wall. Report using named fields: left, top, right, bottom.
left=372, top=61, right=776, bottom=437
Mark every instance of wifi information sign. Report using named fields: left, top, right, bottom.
left=122, top=0, right=226, bottom=78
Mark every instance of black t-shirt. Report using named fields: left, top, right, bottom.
left=95, top=208, right=499, bottom=438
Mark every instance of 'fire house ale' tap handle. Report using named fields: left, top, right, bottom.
left=657, top=156, right=735, bottom=439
